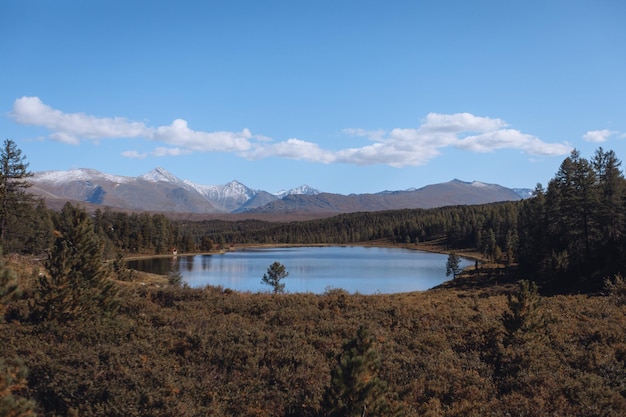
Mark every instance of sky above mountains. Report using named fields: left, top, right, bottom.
left=2, top=1, right=625, bottom=194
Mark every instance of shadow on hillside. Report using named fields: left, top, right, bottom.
left=432, top=266, right=521, bottom=297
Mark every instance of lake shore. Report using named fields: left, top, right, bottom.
left=123, top=240, right=487, bottom=291
left=124, top=239, right=484, bottom=262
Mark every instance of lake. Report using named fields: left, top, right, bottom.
left=127, top=246, right=472, bottom=294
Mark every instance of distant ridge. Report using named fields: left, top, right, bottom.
left=29, top=167, right=529, bottom=215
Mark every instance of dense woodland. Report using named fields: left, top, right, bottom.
left=1, top=140, right=626, bottom=416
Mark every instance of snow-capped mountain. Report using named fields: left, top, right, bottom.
left=30, top=168, right=320, bottom=214
left=187, top=180, right=261, bottom=212
left=275, top=185, right=320, bottom=198
left=139, top=166, right=186, bottom=185
left=35, top=168, right=133, bottom=185
left=29, top=167, right=527, bottom=215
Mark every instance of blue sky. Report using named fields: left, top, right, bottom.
left=1, top=1, right=625, bottom=194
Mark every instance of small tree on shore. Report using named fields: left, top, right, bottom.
left=262, top=261, right=288, bottom=294
left=446, top=252, right=462, bottom=279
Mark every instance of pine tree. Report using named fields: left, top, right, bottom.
left=501, top=280, right=544, bottom=340
left=323, top=325, right=394, bottom=417
left=445, top=252, right=462, bottom=279
left=31, top=203, right=119, bottom=322
left=261, top=261, right=288, bottom=294
left=517, top=184, right=548, bottom=276
left=0, top=139, right=34, bottom=250
left=545, top=150, right=599, bottom=277
left=496, top=280, right=550, bottom=398
left=592, top=148, right=626, bottom=273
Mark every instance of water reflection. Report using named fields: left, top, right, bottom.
left=127, top=246, right=471, bottom=294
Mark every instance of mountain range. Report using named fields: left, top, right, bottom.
left=28, top=167, right=530, bottom=216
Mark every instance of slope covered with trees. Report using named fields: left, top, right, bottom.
left=517, top=148, right=626, bottom=289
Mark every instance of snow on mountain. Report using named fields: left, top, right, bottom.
left=139, top=168, right=260, bottom=211
left=186, top=180, right=258, bottom=212
left=34, top=168, right=132, bottom=185
left=275, top=185, right=320, bottom=198
left=188, top=180, right=254, bottom=200
left=513, top=188, right=534, bottom=199
left=139, top=167, right=185, bottom=185
left=30, top=167, right=530, bottom=214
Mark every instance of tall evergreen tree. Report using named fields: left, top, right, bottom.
left=517, top=184, right=548, bottom=276
left=592, top=148, right=626, bottom=273
left=0, top=139, right=34, bottom=250
left=546, top=149, right=598, bottom=277
left=445, top=252, right=462, bottom=279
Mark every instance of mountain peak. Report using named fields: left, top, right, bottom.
left=275, top=184, right=320, bottom=198
left=140, top=167, right=181, bottom=184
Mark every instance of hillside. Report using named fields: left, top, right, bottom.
left=241, top=180, right=522, bottom=214
left=29, top=168, right=527, bottom=215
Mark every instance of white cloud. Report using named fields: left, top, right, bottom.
left=11, top=96, right=149, bottom=142
left=244, top=138, right=337, bottom=164
left=152, top=119, right=253, bottom=152
left=456, top=129, right=572, bottom=155
left=583, top=129, right=618, bottom=143
left=11, top=96, right=573, bottom=168
left=420, top=112, right=507, bottom=133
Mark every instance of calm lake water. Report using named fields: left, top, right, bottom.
left=127, top=246, right=471, bottom=294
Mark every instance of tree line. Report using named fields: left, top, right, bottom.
left=517, top=148, right=626, bottom=288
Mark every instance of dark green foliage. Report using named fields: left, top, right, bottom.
left=262, top=261, right=288, bottom=294
left=445, top=252, right=461, bottom=279
left=111, top=252, right=137, bottom=282
left=30, top=203, right=119, bottom=322
left=191, top=203, right=520, bottom=253
left=501, top=280, right=544, bottom=340
left=0, top=139, right=51, bottom=254
left=517, top=148, right=626, bottom=288
left=167, top=263, right=183, bottom=287
left=323, top=324, right=395, bottom=417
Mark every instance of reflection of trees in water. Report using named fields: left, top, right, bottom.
left=129, top=248, right=465, bottom=293
left=201, top=255, right=212, bottom=271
